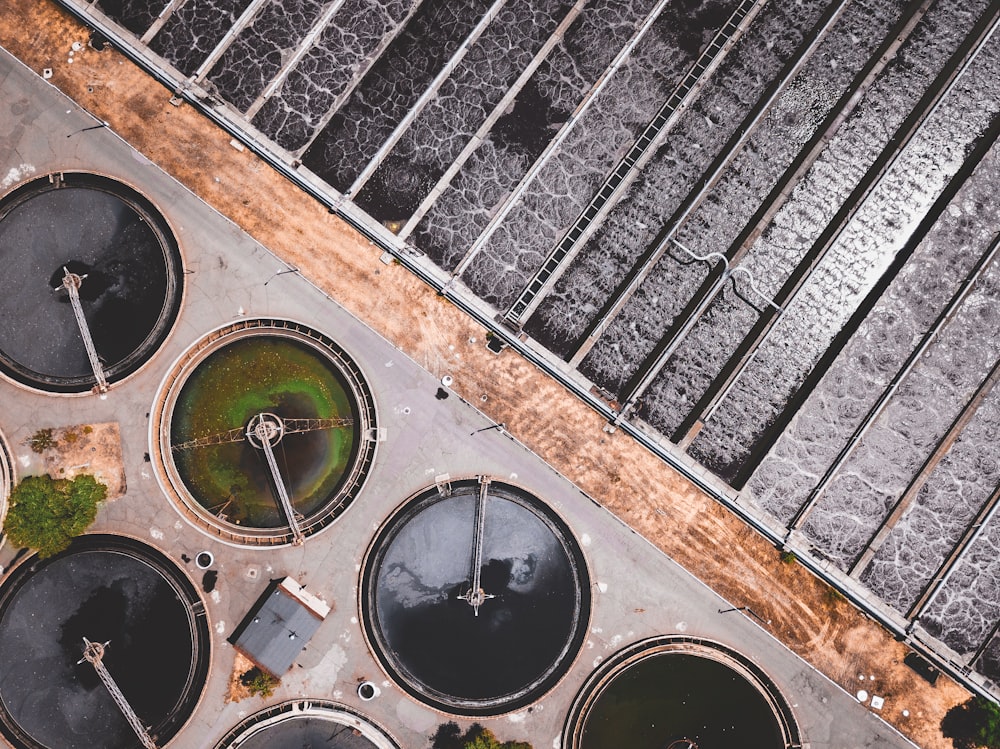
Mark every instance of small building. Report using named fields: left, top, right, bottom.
left=230, top=577, right=330, bottom=677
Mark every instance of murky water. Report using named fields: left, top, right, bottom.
left=687, top=1, right=1000, bottom=481
left=0, top=176, right=180, bottom=391
left=919, top=508, right=1000, bottom=659
left=860, top=390, right=1000, bottom=612
left=94, top=0, right=168, bottom=35
left=801, top=261, right=1000, bottom=569
left=302, top=0, right=494, bottom=192
left=0, top=538, right=204, bottom=749
left=171, top=336, right=358, bottom=528
left=579, top=0, right=909, bottom=399
left=748, top=116, right=1000, bottom=530
left=233, top=716, right=381, bottom=749
left=207, top=0, right=328, bottom=112
left=251, top=0, right=416, bottom=151
left=525, top=0, right=833, bottom=360
left=459, top=0, right=740, bottom=309
left=977, top=634, right=1000, bottom=684
left=354, top=0, right=575, bottom=222
left=150, top=0, right=255, bottom=77
left=365, top=482, right=587, bottom=712
left=412, top=0, right=660, bottom=270
left=580, top=652, right=784, bottom=749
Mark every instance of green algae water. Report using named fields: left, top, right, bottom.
left=171, top=336, right=358, bottom=528
left=580, top=653, right=784, bottom=749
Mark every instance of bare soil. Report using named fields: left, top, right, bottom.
left=34, top=422, right=126, bottom=498
left=0, top=5, right=972, bottom=746
left=225, top=651, right=259, bottom=704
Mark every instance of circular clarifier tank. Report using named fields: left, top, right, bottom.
left=564, top=637, right=801, bottom=749
left=361, top=478, right=590, bottom=715
left=0, top=173, right=183, bottom=393
left=156, top=319, right=377, bottom=545
left=0, top=534, right=210, bottom=749
left=0, top=428, right=13, bottom=529
left=215, top=700, right=400, bottom=749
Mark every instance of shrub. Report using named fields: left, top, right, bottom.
left=943, top=697, right=1000, bottom=748
left=26, top=428, right=57, bottom=454
left=240, top=667, right=278, bottom=698
left=431, top=723, right=531, bottom=749
left=3, top=474, right=106, bottom=558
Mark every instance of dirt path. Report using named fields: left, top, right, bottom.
left=0, top=4, right=970, bottom=746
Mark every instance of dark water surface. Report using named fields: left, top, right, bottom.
left=236, top=716, right=381, bottom=749
left=302, top=0, right=493, bottom=192
left=0, top=175, right=180, bottom=391
left=94, top=0, right=169, bottom=35
left=0, top=539, right=204, bottom=749
left=581, top=653, right=784, bottom=749
left=365, top=482, right=588, bottom=713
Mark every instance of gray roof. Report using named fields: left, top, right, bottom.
left=232, top=578, right=326, bottom=677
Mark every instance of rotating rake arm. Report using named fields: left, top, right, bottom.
left=79, top=638, right=157, bottom=749
left=57, top=268, right=109, bottom=393
left=170, top=417, right=353, bottom=452
left=458, top=476, right=495, bottom=615
left=170, top=426, right=248, bottom=452
left=251, top=415, right=306, bottom=546
left=280, top=417, right=354, bottom=435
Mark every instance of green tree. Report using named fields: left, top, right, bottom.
left=2, top=474, right=106, bottom=558
left=943, top=696, right=1000, bottom=749
left=240, top=667, right=279, bottom=698
left=431, top=722, right=465, bottom=749
left=431, top=723, right=531, bottom=749
left=466, top=727, right=531, bottom=749
left=26, top=428, right=57, bottom=454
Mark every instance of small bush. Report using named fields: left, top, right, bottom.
left=26, top=428, right=57, bottom=454
left=240, top=667, right=278, bottom=698
left=943, top=696, right=1000, bottom=748
left=779, top=550, right=797, bottom=565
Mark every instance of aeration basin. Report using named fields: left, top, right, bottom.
left=361, top=478, right=589, bottom=715
left=0, top=173, right=182, bottom=393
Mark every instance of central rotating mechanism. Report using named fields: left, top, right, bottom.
left=155, top=319, right=377, bottom=546
left=361, top=478, right=590, bottom=715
